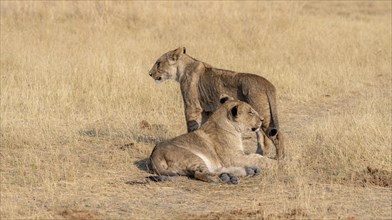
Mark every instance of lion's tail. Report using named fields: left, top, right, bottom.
left=266, top=89, right=279, bottom=138
left=147, top=175, right=179, bottom=182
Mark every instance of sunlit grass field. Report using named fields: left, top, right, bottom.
left=1, top=2, right=391, bottom=219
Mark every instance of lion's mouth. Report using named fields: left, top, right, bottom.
left=154, top=75, right=165, bottom=84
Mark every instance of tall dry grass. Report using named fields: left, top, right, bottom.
left=1, top=1, right=391, bottom=219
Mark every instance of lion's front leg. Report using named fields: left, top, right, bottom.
left=184, top=106, right=203, bottom=132
left=186, top=120, right=200, bottom=132
left=181, top=81, right=203, bottom=132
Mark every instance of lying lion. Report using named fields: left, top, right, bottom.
left=148, top=47, right=284, bottom=160
left=149, top=97, right=276, bottom=184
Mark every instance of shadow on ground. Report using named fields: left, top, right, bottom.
left=134, top=158, right=150, bottom=172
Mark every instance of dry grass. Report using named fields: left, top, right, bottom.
left=1, top=1, right=391, bottom=219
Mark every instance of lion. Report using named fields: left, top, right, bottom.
left=149, top=97, right=277, bottom=184
left=148, top=47, right=285, bottom=160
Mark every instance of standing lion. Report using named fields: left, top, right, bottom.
left=148, top=47, right=285, bottom=160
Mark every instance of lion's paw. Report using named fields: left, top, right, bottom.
left=187, top=120, right=199, bottom=132
left=245, top=166, right=261, bottom=176
left=219, top=173, right=239, bottom=184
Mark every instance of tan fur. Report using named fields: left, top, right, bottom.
left=149, top=47, right=285, bottom=159
left=149, top=99, right=276, bottom=184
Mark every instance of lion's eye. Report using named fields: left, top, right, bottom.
left=249, top=111, right=255, bottom=115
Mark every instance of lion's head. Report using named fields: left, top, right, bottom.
left=149, top=47, right=186, bottom=84
left=214, top=96, right=263, bottom=133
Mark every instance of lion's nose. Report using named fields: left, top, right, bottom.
left=157, top=76, right=162, bottom=80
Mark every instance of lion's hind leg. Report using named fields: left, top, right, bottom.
left=274, top=132, right=285, bottom=160
left=256, top=130, right=266, bottom=155
left=217, top=166, right=261, bottom=177
left=198, top=166, right=261, bottom=185
left=218, top=173, right=238, bottom=184
left=187, top=164, right=238, bottom=184
left=256, top=130, right=275, bottom=157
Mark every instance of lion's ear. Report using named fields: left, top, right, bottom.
left=168, top=47, right=186, bottom=64
left=230, top=105, right=238, bottom=119
left=220, top=96, right=230, bottom=104
left=219, top=94, right=234, bottom=104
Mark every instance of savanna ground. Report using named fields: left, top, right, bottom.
left=0, top=1, right=391, bottom=219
